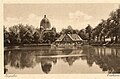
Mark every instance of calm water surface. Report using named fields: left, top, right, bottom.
left=4, top=46, right=120, bottom=74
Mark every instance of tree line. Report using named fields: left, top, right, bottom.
left=4, top=6, right=120, bottom=46
left=78, top=6, right=120, bottom=44
left=4, top=24, right=60, bottom=46
left=91, top=6, right=120, bottom=44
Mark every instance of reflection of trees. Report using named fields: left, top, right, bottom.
left=36, top=57, right=57, bottom=74
left=9, top=51, right=21, bottom=68
left=35, top=47, right=62, bottom=56
left=61, top=49, right=82, bottom=66
left=4, top=51, right=10, bottom=74
left=4, top=50, right=36, bottom=69
left=62, top=49, right=73, bottom=55
left=81, top=46, right=120, bottom=73
left=35, top=48, right=73, bottom=56
left=62, top=56, right=80, bottom=66
left=4, top=51, right=10, bottom=66
left=20, top=51, right=36, bottom=69
left=81, top=46, right=95, bottom=67
left=5, top=47, right=120, bottom=74
left=94, top=47, right=120, bottom=73
left=5, top=49, right=59, bottom=74
left=5, top=48, right=72, bottom=74
left=4, top=66, right=8, bottom=74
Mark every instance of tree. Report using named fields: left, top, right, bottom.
left=8, top=25, right=21, bottom=45
left=19, top=24, right=34, bottom=44
left=32, top=30, right=41, bottom=43
left=92, top=19, right=110, bottom=43
left=85, top=24, right=93, bottom=42
left=73, top=29, right=79, bottom=34
left=42, top=31, right=56, bottom=43
left=92, top=6, right=120, bottom=44
left=109, top=7, right=120, bottom=43
left=78, top=29, right=88, bottom=40
left=4, top=26, right=10, bottom=46
left=99, top=19, right=108, bottom=43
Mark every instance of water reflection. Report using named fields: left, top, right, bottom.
left=4, top=46, right=120, bottom=74
left=36, top=57, right=57, bottom=74
left=81, top=46, right=120, bottom=73
left=62, top=56, right=80, bottom=66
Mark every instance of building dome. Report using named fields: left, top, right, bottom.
left=40, top=15, right=51, bottom=30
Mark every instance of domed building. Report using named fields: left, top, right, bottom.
left=40, top=15, right=51, bottom=31
left=39, top=15, right=57, bottom=43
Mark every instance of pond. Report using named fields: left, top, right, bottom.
left=4, top=46, right=120, bottom=74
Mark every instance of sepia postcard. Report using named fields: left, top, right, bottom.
left=1, top=0, right=120, bottom=79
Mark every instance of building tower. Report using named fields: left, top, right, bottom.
left=40, top=15, right=51, bottom=31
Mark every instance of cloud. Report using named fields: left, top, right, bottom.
left=68, top=10, right=99, bottom=29
left=69, top=10, right=93, bottom=22
left=4, top=13, right=70, bottom=32
left=4, top=12, right=96, bottom=32
left=4, top=13, right=42, bottom=28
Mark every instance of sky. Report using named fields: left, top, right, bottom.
left=4, top=3, right=119, bottom=32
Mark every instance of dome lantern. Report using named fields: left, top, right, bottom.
left=44, top=15, right=46, bottom=18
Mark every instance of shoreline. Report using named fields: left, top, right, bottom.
left=4, top=43, right=120, bottom=51
left=90, top=43, right=120, bottom=47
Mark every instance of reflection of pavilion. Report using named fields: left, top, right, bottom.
left=62, top=56, right=81, bottom=66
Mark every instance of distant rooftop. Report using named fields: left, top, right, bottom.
left=56, top=34, right=82, bottom=42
